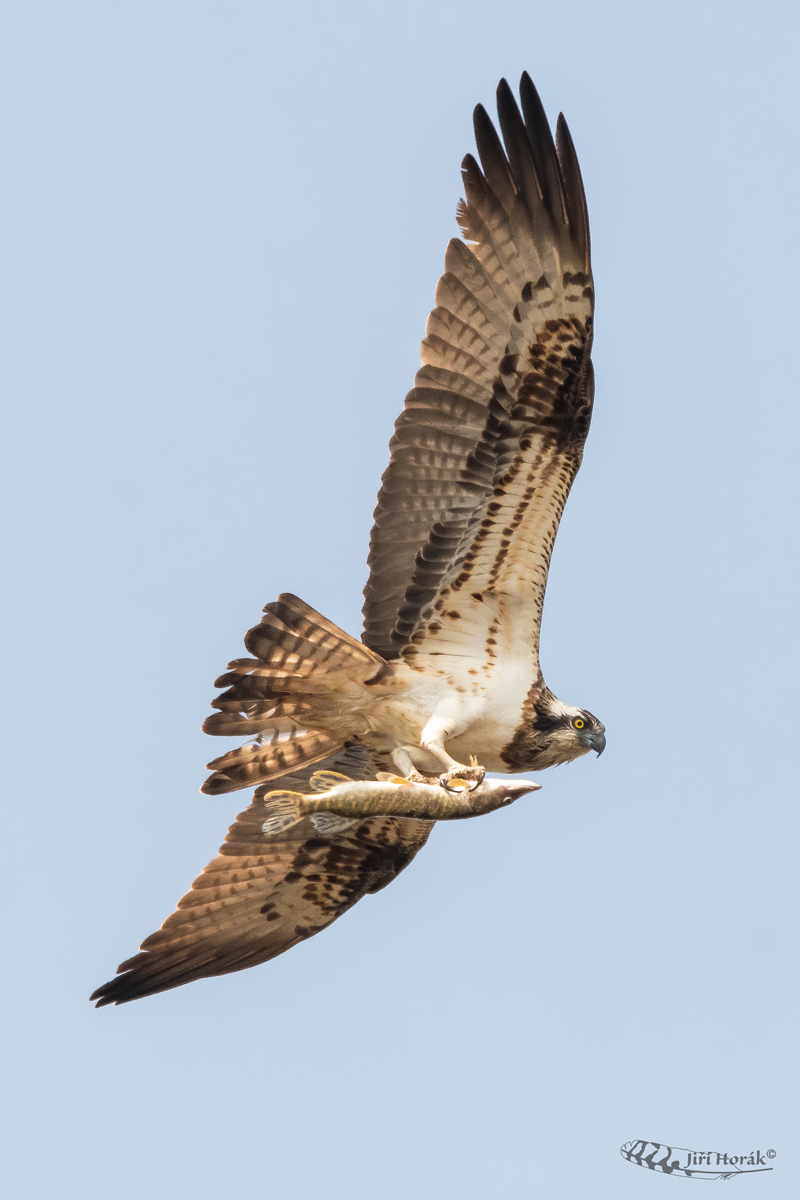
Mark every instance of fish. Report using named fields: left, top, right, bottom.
left=260, top=769, right=541, bottom=837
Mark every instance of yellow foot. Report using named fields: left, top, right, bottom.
left=378, top=768, right=438, bottom=785
left=439, top=763, right=486, bottom=793
left=405, top=769, right=438, bottom=785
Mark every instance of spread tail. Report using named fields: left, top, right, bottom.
left=201, top=596, right=386, bottom=795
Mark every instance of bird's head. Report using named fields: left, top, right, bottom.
left=501, top=689, right=606, bottom=772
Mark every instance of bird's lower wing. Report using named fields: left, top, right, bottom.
left=91, top=746, right=433, bottom=1006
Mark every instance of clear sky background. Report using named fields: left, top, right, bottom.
left=2, top=1, right=799, bottom=1196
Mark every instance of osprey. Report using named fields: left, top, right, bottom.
left=92, top=73, right=605, bottom=1007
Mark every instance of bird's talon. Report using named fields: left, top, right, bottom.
left=438, top=765, right=486, bottom=793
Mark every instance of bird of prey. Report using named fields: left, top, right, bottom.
left=92, top=72, right=605, bottom=1007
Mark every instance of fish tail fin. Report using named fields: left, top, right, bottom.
left=260, top=790, right=309, bottom=836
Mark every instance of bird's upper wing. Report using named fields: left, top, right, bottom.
left=362, top=74, right=594, bottom=667
left=91, top=744, right=433, bottom=1006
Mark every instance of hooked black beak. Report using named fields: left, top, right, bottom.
left=582, top=729, right=606, bottom=756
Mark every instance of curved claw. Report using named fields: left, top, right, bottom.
left=439, top=770, right=485, bottom=793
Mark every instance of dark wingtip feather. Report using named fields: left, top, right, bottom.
left=90, top=983, right=121, bottom=1007
left=495, top=75, right=513, bottom=106
left=472, top=102, right=516, bottom=209
left=495, top=75, right=542, bottom=214
left=518, top=71, right=566, bottom=222
left=555, top=113, right=591, bottom=269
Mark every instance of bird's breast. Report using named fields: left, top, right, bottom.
left=361, top=652, right=538, bottom=768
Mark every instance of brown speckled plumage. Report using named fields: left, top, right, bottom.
left=92, top=74, right=605, bottom=1007
left=91, top=746, right=433, bottom=1006
left=363, top=76, right=593, bottom=661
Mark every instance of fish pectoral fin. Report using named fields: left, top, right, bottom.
left=309, top=812, right=358, bottom=835
left=261, top=790, right=307, bottom=836
left=309, top=770, right=354, bottom=792
left=376, top=772, right=415, bottom=785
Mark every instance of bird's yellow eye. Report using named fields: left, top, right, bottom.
left=573, top=717, right=585, bottom=729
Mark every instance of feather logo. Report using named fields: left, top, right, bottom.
left=620, top=1140, right=775, bottom=1180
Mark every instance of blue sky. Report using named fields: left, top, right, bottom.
left=2, top=1, right=799, bottom=1196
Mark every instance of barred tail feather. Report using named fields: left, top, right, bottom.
left=243, top=594, right=382, bottom=678
left=202, top=726, right=342, bottom=795
left=201, top=594, right=384, bottom=796
left=202, top=695, right=315, bottom=738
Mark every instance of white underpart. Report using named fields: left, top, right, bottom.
left=366, top=592, right=556, bottom=773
